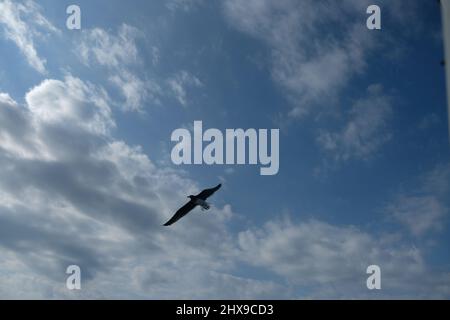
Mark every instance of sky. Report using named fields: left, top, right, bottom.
left=0, top=0, right=449, bottom=299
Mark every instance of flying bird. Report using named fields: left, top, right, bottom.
left=163, top=184, right=222, bottom=226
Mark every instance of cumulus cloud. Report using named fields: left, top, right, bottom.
left=26, top=76, right=114, bottom=135
left=236, top=217, right=450, bottom=298
left=3, top=77, right=448, bottom=298
left=0, top=76, right=272, bottom=298
left=0, top=0, right=59, bottom=74
left=317, top=84, right=392, bottom=162
left=1, top=78, right=449, bottom=298
left=0, top=1, right=448, bottom=299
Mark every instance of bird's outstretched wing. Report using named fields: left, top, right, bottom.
left=163, top=201, right=196, bottom=226
left=196, top=183, right=222, bottom=200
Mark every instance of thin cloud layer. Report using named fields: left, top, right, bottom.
left=0, top=0, right=59, bottom=74
left=317, top=84, right=392, bottom=162
left=78, top=24, right=160, bottom=112
left=167, top=71, right=203, bottom=106
left=387, top=164, right=449, bottom=237
left=236, top=218, right=436, bottom=298
left=223, top=0, right=376, bottom=117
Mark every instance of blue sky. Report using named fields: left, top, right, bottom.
left=0, top=0, right=449, bottom=298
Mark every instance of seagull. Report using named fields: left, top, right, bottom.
left=163, top=184, right=222, bottom=226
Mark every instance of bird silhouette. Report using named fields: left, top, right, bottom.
left=163, top=184, right=222, bottom=226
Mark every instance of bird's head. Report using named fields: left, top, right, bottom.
left=187, top=195, right=195, bottom=200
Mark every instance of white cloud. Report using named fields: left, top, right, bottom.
left=223, top=0, right=422, bottom=120
left=109, top=71, right=161, bottom=112
left=1, top=79, right=449, bottom=298
left=25, top=76, right=114, bottom=135
left=387, top=164, right=449, bottom=237
left=78, top=24, right=140, bottom=68
left=0, top=77, right=275, bottom=298
left=0, top=76, right=449, bottom=298
left=78, top=24, right=162, bottom=112
left=0, top=0, right=59, bottom=74
left=388, top=196, right=447, bottom=237
left=223, top=0, right=376, bottom=117
left=236, top=217, right=450, bottom=298
left=317, top=84, right=392, bottom=162
left=78, top=24, right=204, bottom=111
left=0, top=1, right=448, bottom=297
left=167, top=70, right=203, bottom=106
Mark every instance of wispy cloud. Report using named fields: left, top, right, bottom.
left=167, top=70, right=203, bottom=106
left=0, top=0, right=59, bottom=74
left=387, top=163, right=450, bottom=237
left=109, top=71, right=162, bottom=112
left=78, top=24, right=140, bottom=68
left=387, top=196, right=447, bottom=237
left=317, top=84, right=392, bottom=162
left=78, top=24, right=160, bottom=112
left=223, top=0, right=376, bottom=117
